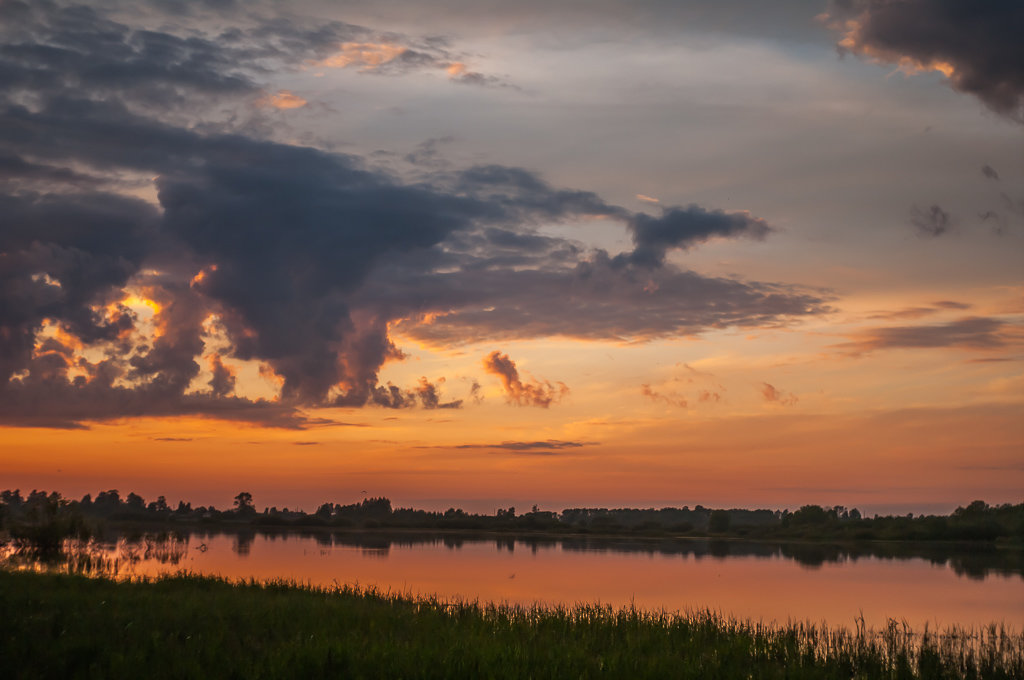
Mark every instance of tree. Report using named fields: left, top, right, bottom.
left=709, top=510, right=731, bottom=533
left=234, top=492, right=255, bottom=515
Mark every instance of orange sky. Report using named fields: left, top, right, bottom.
left=1, top=1, right=1022, bottom=516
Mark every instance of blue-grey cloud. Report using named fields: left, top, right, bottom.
left=0, top=1, right=829, bottom=428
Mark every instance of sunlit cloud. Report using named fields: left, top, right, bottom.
left=319, top=42, right=409, bottom=71
left=482, top=351, right=568, bottom=408
left=258, top=90, right=308, bottom=110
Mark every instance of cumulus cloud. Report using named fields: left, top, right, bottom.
left=482, top=352, right=568, bottom=408
left=825, top=0, right=1024, bottom=122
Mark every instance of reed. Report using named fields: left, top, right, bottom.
left=1, top=569, right=1020, bottom=679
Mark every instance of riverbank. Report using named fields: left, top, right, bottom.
left=1, top=570, right=1020, bottom=679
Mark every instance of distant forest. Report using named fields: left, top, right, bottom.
left=2, top=489, right=1022, bottom=546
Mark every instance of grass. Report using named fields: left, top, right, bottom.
left=0, top=569, right=1021, bottom=679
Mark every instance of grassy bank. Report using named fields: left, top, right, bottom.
left=1, top=570, right=1020, bottom=679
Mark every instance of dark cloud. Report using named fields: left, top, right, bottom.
left=841, top=316, right=1010, bottom=354
left=981, top=164, right=1000, bottom=181
left=761, top=382, right=797, bottom=406
left=0, top=1, right=829, bottom=428
left=826, top=0, right=1024, bottom=122
left=421, top=439, right=594, bottom=455
left=373, top=254, right=828, bottom=346
left=208, top=354, right=236, bottom=398
left=909, top=204, right=952, bottom=237
left=456, top=440, right=591, bottom=451
left=623, top=205, right=772, bottom=267
left=414, top=377, right=462, bottom=410
left=482, top=352, right=568, bottom=408
left=153, top=437, right=192, bottom=441
left=368, top=378, right=462, bottom=410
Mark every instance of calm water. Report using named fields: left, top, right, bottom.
left=11, top=530, right=1024, bottom=630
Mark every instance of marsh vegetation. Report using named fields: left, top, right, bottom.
left=1, top=570, right=1021, bottom=679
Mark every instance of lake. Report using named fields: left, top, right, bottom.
left=9, top=529, right=1024, bottom=631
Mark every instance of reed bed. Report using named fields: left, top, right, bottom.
left=0, top=569, right=1020, bottom=679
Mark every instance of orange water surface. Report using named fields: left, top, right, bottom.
left=80, top=531, right=1024, bottom=632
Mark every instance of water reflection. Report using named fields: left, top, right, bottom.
left=3, top=528, right=1021, bottom=630
left=184, top=529, right=1023, bottom=581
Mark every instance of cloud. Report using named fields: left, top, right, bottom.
left=622, top=204, right=773, bottom=267
left=208, top=354, right=236, bottom=398
left=909, top=204, right=952, bottom=237
left=482, top=351, right=568, bottom=408
left=315, top=39, right=502, bottom=86
left=0, top=2, right=829, bottom=428
left=635, top=194, right=660, bottom=204
left=153, top=437, right=192, bottom=442
left=414, top=377, right=462, bottom=410
left=423, top=439, right=594, bottom=455
left=825, top=0, right=1024, bottom=122
left=377, top=259, right=828, bottom=347
left=841, top=316, right=1010, bottom=354
left=981, top=164, right=1000, bottom=181
left=761, top=382, right=797, bottom=406
left=368, top=377, right=462, bottom=409
left=867, top=300, right=972, bottom=320
left=640, top=384, right=687, bottom=408
left=258, top=90, right=307, bottom=109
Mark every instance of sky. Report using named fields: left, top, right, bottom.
left=1, top=0, right=1022, bottom=515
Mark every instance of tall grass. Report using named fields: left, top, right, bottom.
left=1, top=569, right=1020, bottom=679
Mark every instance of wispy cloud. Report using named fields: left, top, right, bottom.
left=761, top=382, right=797, bottom=406
left=839, top=317, right=1011, bottom=355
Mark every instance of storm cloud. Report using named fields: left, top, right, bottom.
left=0, top=1, right=830, bottom=428
left=826, top=0, right=1024, bottom=122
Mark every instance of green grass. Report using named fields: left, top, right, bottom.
left=0, top=570, right=1020, bottom=679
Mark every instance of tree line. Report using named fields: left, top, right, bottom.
left=1, top=489, right=1022, bottom=544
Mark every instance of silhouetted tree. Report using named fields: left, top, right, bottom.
left=234, top=492, right=255, bottom=515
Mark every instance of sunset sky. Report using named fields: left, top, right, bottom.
left=2, top=0, right=1021, bottom=515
